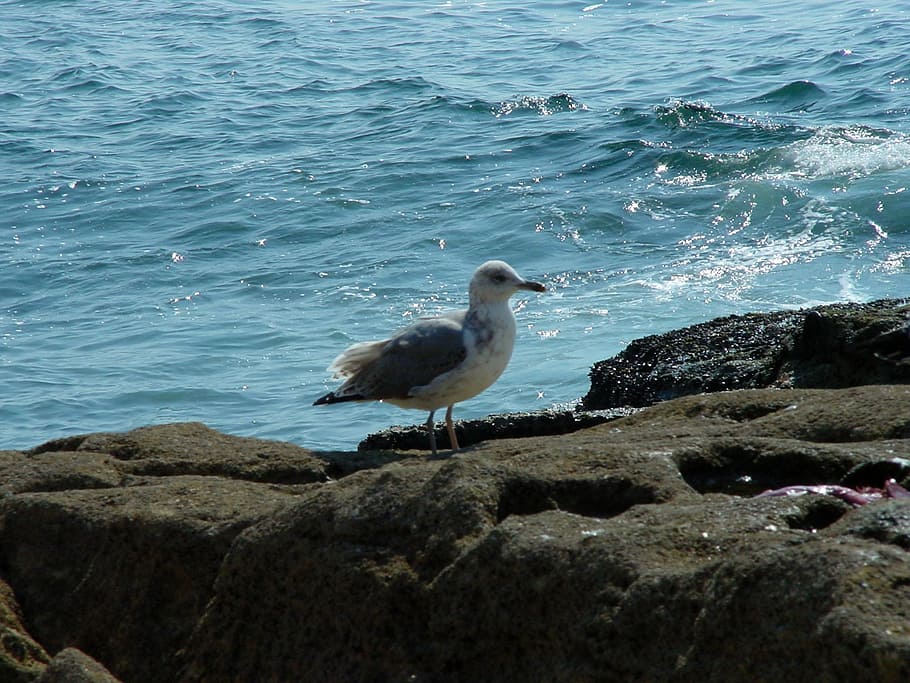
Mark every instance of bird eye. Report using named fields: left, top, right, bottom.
left=492, top=273, right=507, bottom=283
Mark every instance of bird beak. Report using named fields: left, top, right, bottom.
left=519, top=279, right=546, bottom=293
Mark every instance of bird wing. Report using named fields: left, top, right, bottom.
left=340, top=312, right=468, bottom=400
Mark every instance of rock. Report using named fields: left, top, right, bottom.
left=179, top=432, right=694, bottom=682
left=0, top=449, right=125, bottom=495
left=359, top=407, right=634, bottom=452
left=175, top=386, right=910, bottom=682
left=2, top=388, right=910, bottom=680
left=27, top=422, right=330, bottom=485
left=1, top=476, right=302, bottom=683
left=582, top=297, right=910, bottom=410
left=830, top=498, right=910, bottom=550
left=610, top=384, right=910, bottom=494
left=0, top=579, right=49, bottom=683
left=426, top=504, right=910, bottom=683
left=37, top=648, right=121, bottom=683
left=842, top=457, right=910, bottom=489
left=1, top=423, right=333, bottom=683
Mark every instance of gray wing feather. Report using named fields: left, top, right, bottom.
left=343, top=313, right=467, bottom=400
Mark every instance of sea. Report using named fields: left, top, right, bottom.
left=2, top=0, right=909, bottom=452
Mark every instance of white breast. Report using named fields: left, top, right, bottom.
left=400, top=300, right=518, bottom=410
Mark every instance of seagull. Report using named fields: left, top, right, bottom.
left=313, top=260, right=545, bottom=454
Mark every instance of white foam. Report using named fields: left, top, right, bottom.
left=786, top=127, right=910, bottom=180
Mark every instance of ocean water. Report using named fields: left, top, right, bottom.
left=2, top=0, right=909, bottom=452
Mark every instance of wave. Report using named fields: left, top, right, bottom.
left=343, top=75, right=440, bottom=97
left=645, top=99, right=910, bottom=185
left=783, top=126, right=910, bottom=180
left=133, top=90, right=208, bottom=115
left=652, top=98, right=788, bottom=129
left=741, top=80, right=827, bottom=112
left=491, top=93, right=587, bottom=118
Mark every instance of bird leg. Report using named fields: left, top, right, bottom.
left=425, top=410, right=437, bottom=456
left=445, top=404, right=459, bottom=451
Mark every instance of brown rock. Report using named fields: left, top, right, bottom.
left=427, top=504, right=910, bottom=682
left=29, top=422, right=330, bottom=484
left=0, top=450, right=124, bottom=495
left=179, top=435, right=692, bottom=682
left=1, top=422, right=330, bottom=682
left=1, top=476, right=302, bottom=682
left=2, top=388, right=910, bottom=682
left=179, top=388, right=910, bottom=682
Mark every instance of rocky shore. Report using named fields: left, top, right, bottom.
left=2, top=298, right=909, bottom=682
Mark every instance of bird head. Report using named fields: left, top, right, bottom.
left=469, top=260, right=546, bottom=305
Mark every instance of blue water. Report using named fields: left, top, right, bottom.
left=3, top=0, right=909, bottom=451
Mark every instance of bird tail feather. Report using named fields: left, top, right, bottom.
left=313, top=391, right=365, bottom=406
left=327, top=340, right=387, bottom=378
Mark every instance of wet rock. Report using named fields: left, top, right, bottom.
left=350, top=298, right=908, bottom=452
left=582, top=297, right=910, bottom=410
left=359, top=407, right=634, bottom=452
